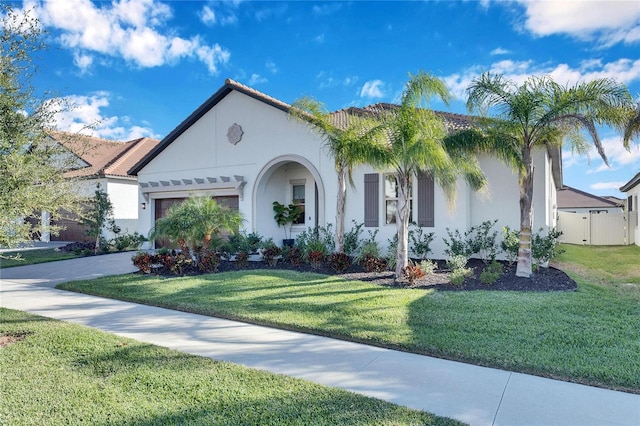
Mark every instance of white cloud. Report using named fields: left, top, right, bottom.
left=490, top=47, right=510, bottom=56
left=248, top=73, right=267, bottom=85
left=514, top=0, right=640, bottom=46
left=45, top=93, right=159, bottom=141
left=360, top=80, right=385, bottom=99
left=312, top=3, right=343, bottom=16
left=28, top=0, right=230, bottom=74
left=563, top=136, right=640, bottom=174
left=72, top=51, right=93, bottom=73
left=314, top=33, right=325, bottom=44
left=591, top=181, right=627, bottom=191
left=200, top=5, right=216, bottom=26
left=444, top=58, right=640, bottom=100
left=266, top=60, right=278, bottom=74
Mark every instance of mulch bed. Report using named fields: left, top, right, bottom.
left=210, top=258, right=577, bottom=292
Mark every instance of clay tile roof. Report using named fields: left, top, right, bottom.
left=556, top=185, right=620, bottom=209
left=49, top=131, right=160, bottom=179
left=328, top=103, right=476, bottom=132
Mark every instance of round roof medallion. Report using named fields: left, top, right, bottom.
left=227, top=123, right=244, bottom=145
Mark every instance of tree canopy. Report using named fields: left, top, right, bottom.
left=0, top=5, right=81, bottom=249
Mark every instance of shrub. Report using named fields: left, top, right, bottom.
left=261, top=245, right=282, bottom=267
left=480, top=261, right=503, bottom=285
left=532, top=228, right=564, bottom=268
left=328, top=252, right=351, bottom=273
left=296, top=224, right=335, bottom=258
left=235, top=251, right=249, bottom=269
left=361, top=255, right=388, bottom=273
left=227, top=230, right=262, bottom=255
left=501, top=226, right=520, bottom=265
left=355, top=230, right=381, bottom=265
left=419, top=259, right=437, bottom=275
left=163, top=253, right=191, bottom=275
left=132, top=252, right=153, bottom=274
left=408, top=224, right=435, bottom=261
left=197, top=250, right=221, bottom=273
left=343, top=220, right=364, bottom=256
left=385, top=234, right=398, bottom=271
left=281, top=246, right=303, bottom=265
left=403, top=262, right=425, bottom=285
left=111, top=232, right=147, bottom=251
left=467, top=220, right=499, bottom=264
left=446, top=254, right=468, bottom=271
left=450, top=267, right=472, bottom=285
left=443, top=227, right=473, bottom=259
left=306, top=250, right=325, bottom=269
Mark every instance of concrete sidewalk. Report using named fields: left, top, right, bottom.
left=1, top=253, right=638, bottom=426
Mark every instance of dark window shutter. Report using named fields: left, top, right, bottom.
left=628, top=196, right=633, bottom=212
left=417, top=172, right=434, bottom=227
left=364, top=173, right=379, bottom=227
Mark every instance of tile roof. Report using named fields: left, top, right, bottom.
left=556, top=185, right=620, bottom=209
left=49, top=131, right=160, bottom=179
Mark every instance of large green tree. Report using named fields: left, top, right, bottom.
left=0, top=5, right=80, bottom=249
left=465, top=73, right=633, bottom=278
left=367, top=72, right=487, bottom=278
left=289, top=97, right=385, bottom=253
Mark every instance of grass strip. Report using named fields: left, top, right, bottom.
left=0, top=308, right=459, bottom=426
left=58, top=263, right=640, bottom=394
left=1, top=248, right=79, bottom=268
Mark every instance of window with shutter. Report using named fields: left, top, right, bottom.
left=417, top=172, right=434, bottom=227
left=364, top=173, right=379, bottom=227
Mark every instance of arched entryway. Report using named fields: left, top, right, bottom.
left=252, top=155, right=325, bottom=244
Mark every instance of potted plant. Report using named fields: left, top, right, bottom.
left=273, top=201, right=303, bottom=246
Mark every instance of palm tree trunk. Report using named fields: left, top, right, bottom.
left=516, top=148, right=534, bottom=278
left=335, top=167, right=347, bottom=253
left=395, top=172, right=411, bottom=278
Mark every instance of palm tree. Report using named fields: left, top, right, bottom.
left=151, top=196, right=244, bottom=256
left=366, top=72, right=487, bottom=278
left=466, top=73, right=633, bottom=278
left=289, top=97, right=385, bottom=253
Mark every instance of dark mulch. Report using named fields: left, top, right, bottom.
left=210, top=258, right=577, bottom=292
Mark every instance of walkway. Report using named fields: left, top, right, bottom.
left=1, top=253, right=638, bottom=426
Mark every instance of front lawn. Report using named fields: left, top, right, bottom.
left=1, top=248, right=80, bottom=268
left=0, top=308, right=457, bottom=426
left=59, top=249, right=640, bottom=394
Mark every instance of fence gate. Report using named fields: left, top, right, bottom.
left=557, top=211, right=633, bottom=245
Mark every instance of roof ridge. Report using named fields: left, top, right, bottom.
left=104, top=137, right=160, bottom=176
left=224, top=78, right=292, bottom=110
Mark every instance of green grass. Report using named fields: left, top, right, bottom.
left=59, top=248, right=640, bottom=394
left=0, top=308, right=458, bottom=426
left=554, top=244, right=640, bottom=287
left=0, top=248, right=79, bottom=268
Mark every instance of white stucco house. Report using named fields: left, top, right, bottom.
left=130, top=79, right=561, bottom=259
left=620, top=172, right=640, bottom=246
left=41, top=132, right=160, bottom=241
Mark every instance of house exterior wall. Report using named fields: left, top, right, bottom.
left=136, top=89, right=559, bottom=258
left=137, top=90, right=338, bottom=246
left=625, top=184, right=640, bottom=246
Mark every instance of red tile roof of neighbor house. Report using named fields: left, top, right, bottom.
left=49, top=131, right=160, bottom=179
left=556, top=185, right=621, bottom=209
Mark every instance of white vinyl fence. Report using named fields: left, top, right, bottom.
left=557, top=211, right=636, bottom=245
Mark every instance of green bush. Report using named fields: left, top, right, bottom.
left=111, top=232, right=146, bottom=251
left=419, top=259, right=437, bottom=275
left=467, top=220, right=498, bottom=263
left=446, top=254, right=468, bottom=271
left=328, top=252, right=351, bottom=273
left=408, top=224, right=435, bottom=260
left=343, top=220, right=364, bottom=256
left=450, top=267, right=472, bottom=285
left=501, top=226, right=520, bottom=265
left=532, top=228, right=564, bottom=268
left=295, top=224, right=335, bottom=258
left=480, top=261, right=503, bottom=285
left=385, top=234, right=398, bottom=271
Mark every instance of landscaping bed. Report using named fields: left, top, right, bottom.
left=145, top=256, right=577, bottom=292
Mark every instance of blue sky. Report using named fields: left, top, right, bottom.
left=16, top=0, right=640, bottom=198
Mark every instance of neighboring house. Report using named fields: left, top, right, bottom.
left=556, top=186, right=623, bottom=214
left=130, top=79, right=561, bottom=259
left=39, top=131, right=160, bottom=242
left=620, top=172, right=640, bottom=246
